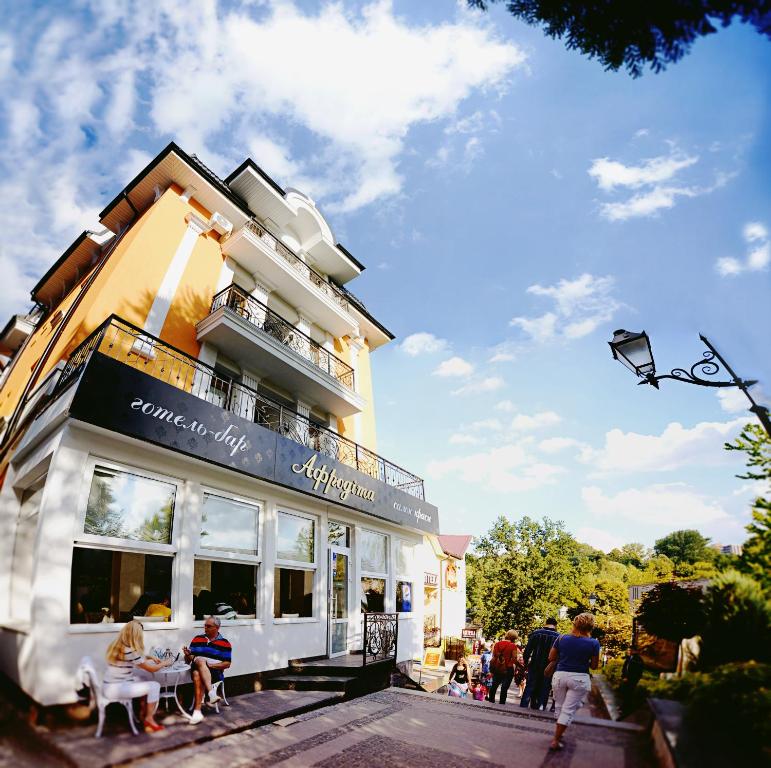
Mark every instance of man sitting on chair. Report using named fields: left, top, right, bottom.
left=183, top=615, right=232, bottom=724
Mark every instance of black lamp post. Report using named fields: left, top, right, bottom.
left=588, top=593, right=598, bottom=609
left=609, top=329, right=771, bottom=437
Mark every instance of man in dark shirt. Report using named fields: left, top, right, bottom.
left=520, top=617, right=559, bottom=710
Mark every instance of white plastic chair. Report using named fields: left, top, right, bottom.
left=188, top=678, right=229, bottom=714
left=77, top=656, right=139, bottom=738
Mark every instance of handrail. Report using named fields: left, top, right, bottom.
left=52, top=315, right=425, bottom=500
left=243, top=219, right=350, bottom=311
left=210, top=285, right=355, bottom=390
left=363, top=612, right=399, bottom=666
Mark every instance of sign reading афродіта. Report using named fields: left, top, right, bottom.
left=68, top=352, right=440, bottom=534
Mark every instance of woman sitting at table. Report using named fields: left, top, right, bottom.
left=103, top=620, right=173, bottom=732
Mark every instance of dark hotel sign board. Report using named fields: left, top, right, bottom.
left=68, top=353, right=439, bottom=534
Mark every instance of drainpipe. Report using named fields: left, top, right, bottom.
left=0, top=191, right=139, bottom=462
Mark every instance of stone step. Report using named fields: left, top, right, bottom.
left=267, top=675, right=358, bottom=692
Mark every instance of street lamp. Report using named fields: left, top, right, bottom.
left=609, top=329, right=771, bottom=437
left=588, top=593, right=598, bottom=609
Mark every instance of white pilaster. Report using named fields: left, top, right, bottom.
left=296, top=400, right=312, bottom=446
left=348, top=336, right=366, bottom=442
left=143, top=212, right=210, bottom=338
left=249, top=280, right=271, bottom=327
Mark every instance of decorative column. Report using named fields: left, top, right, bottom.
left=237, top=370, right=261, bottom=422
left=249, top=279, right=271, bottom=328
left=295, top=400, right=312, bottom=448
left=294, top=313, right=313, bottom=365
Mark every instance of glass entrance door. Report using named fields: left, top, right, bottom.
left=328, top=548, right=349, bottom=657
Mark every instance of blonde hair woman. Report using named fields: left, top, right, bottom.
left=547, top=613, right=600, bottom=751
left=104, top=620, right=173, bottom=732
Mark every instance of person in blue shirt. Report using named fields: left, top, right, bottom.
left=521, top=617, right=559, bottom=710
left=547, top=612, right=600, bottom=751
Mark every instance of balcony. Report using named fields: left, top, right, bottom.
left=197, top=285, right=365, bottom=418
left=222, top=219, right=358, bottom=338
left=54, top=316, right=427, bottom=501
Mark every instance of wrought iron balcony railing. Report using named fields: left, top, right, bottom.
left=363, top=612, right=399, bottom=666
left=210, top=284, right=355, bottom=390
left=243, top=219, right=351, bottom=312
left=55, top=316, right=426, bottom=500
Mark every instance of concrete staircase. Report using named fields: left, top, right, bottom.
left=265, top=655, right=393, bottom=698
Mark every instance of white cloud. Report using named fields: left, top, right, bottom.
left=470, top=418, right=503, bottom=431
left=538, top=437, right=593, bottom=462
left=428, top=444, right=564, bottom=493
left=0, top=1, right=527, bottom=319
left=449, top=433, right=481, bottom=445
left=589, top=146, right=731, bottom=221
left=592, top=418, right=748, bottom=474
left=495, top=400, right=517, bottom=412
left=488, top=341, right=518, bottom=363
left=451, top=376, right=505, bottom=396
left=511, top=274, right=620, bottom=344
left=716, top=221, right=770, bottom=276
left=574, top=527, right=625, bottom=553
left=401, top=332, right=448, bottom=356
left=510, top=411, right=561, bottom=431
left=582, top=484, right=729, bottom=526
left=433, top=356, right=474, bottom=378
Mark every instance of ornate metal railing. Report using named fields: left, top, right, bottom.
left=52, top=316, right=426, bottom=500
left=243, top=219, right=350, bottom=311
left=363, top=612, right=398, bottom=666
left=210, top=284, right=355, bottom=390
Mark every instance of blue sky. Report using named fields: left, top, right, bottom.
left=1, top=1, right=769, bottom=551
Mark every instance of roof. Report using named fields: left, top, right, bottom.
left=437, top=534, right=473, bottom=560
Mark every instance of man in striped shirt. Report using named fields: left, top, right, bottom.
left=183, top=616, right=232, bottom=724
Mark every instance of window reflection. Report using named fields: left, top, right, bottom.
left=276, top=512, right=314, bottom=563
left=361, top=577, right=385, bottom=612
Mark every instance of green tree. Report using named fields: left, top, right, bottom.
left=466, top=0, right=771, bottom=77
left=700, top=570, right=771, bottom=667
left=654, top=529, right=715, bottom=565
left=468, top=515, right=581, bottom=637
left=84, top=474, right=127, bottom=539
left=725, top=423, right=771, bottom=589
left=636, top=582, right=706, bottom=642
left=608, top=542, right=649, bottom=569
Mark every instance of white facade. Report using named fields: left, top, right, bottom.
left=0, top=419, right=426, bottom=706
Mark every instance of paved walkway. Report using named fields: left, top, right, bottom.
left=131, top=688, right=653, bottom=768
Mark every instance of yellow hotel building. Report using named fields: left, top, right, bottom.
left=0, top=143, right=443, bottom=707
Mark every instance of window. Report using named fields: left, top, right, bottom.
left=275, top=510, right=317, bottom=619
left=274, top=568, right=314, bottom=618
left=360, top=529, right=388, bottom=614
left=360, top=530, right=387, bottom=573
left=72, top=462, right=179, bottom=624
left=84, top=466, right=175, bottom=545
left=200, top=493, right=258, bottom=556
left=361, top=577, right=386, bottom=612
left=195, top=491, right=261, bottom=620
left=193, top=559, right=257, bottom=619
left=70, top=547, right=173, bottom=623
left=396, top=581, right=412, bottom=613
left=277, top=511, right=314, bottom=563
left=394, top=540, right=413, bottom=613
left=328, top=520, right=350, bottom=548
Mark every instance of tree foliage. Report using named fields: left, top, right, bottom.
left=636, top=582, right=706, bottom=641
left=467, top=0, right=771, bottom=77
left=654, top=529, right=715, bottom=564
left=725, top=423, right=771, bottom=589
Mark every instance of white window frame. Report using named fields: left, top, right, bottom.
left=70, top=457, right=181, bottom=629
left=74, top=457, right=181, bottom=556
left=360, top=528, right=389, bottom=614
left=193, top=487, right=263, bottom=625
left=274, top=507, right=318, bottom=622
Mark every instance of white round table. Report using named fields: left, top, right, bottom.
left=154, top=664, right=192, bottom=720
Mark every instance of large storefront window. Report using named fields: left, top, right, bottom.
left=360, top=529, right=388, bottom=613
left=275, top=510, right=317, bottom=618
left=84, top=466, right=175, bottom=544
left=72, top=462, right=178, bottom=624
left=71, top=547, right=173, bottom=623
left=194, top=491, right=261, bottom=620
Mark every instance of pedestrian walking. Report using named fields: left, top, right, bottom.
left=547, top=613, right=600, bottom=752
left=520, top=617, right=559, bottom=710
left=486, top=630, right=519, bottom=705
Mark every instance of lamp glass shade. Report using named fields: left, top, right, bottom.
left=609, top=330, right=655, bottom=378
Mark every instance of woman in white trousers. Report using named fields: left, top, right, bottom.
left=547, top=613, right=601, bottom=751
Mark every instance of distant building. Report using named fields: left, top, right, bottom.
left=721, top=544, right=743, bottom=556
left=628, top=578, right=711, bottom=611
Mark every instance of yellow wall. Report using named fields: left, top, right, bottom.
left=336, top=336, right=378, bottom=452
left=0, top=188, right=216, bottom=421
